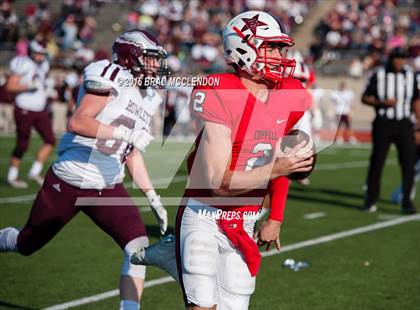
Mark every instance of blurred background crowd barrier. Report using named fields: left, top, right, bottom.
left=0, top=0, right=418, bottom=140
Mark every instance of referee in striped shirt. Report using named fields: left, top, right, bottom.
left=362, top=47, right=420, bottom=214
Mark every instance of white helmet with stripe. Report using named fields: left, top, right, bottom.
left=223, top=11, right=296, bottom=83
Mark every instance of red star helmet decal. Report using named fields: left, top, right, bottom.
left=241, top=14, right=268, bottom=35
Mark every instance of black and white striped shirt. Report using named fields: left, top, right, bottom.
left=363, top=66, right=419, bottom=120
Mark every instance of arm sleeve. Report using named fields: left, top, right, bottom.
left=190, top=86, right=231, bottom=129
left=82, top=61, right=121, bottom=96
left=83, top=79, right=114, bottom=96
left=268, top=176, right=290, bottom=222
left=362, top=71, right=378, bottom=98
left=413, top=72, right=419, bottom=101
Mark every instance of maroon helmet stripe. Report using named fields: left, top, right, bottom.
left=110, top=67, right=120, bottom=81
left=100, top=63, right=112, bottom=77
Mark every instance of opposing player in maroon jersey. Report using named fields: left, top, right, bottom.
left=6, top=40, right=54, bottom=188
left=0, top=30, right=169, bottom=310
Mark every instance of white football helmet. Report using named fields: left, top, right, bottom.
left=29, top=40, right=47, bottom=54
left=223, top=11, right=296, bottom=83
left=28, top=40, right=48, bottom=63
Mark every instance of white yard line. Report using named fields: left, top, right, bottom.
left=43, top=277, right=175, bottom=310
left=347, top=150, right=370, bottom=157
left=262, top=214, right=420, bottom=257
left=316, top=159, right=397, bottom=170
left=326, top=143, right=371, bottom=149
left=0, top=176, right=188, bottom=205
left=0, top=159, right=397, bottom=205
left=377, top=214, right=401, bottom=221
left=0, top=194, right=37, bottom=204
left=303, top=212, right=327, bottom=220
left=42, top=214, right=420, bottom=310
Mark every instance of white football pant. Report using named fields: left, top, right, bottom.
left=179, top=198, right=257, bottom=309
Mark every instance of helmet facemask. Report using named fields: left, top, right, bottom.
left=224, top=12, right=298, bottom=85
left=132, top=49, right=169, bottom=81
left=254, top=41, right=296, bottom=83
left=112, top=30, right=170, bottom=87
left=29, top=40, right=48, bottom=64
left=231, top=26, right=296, bottom=84
left=30, top=52, right=47, bottom=64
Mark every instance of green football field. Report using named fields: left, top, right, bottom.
left=0, top=135, right=419, bottom=310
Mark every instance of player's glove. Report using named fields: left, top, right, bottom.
left=146, top=190, right=168, bottom=235
left=113, top=125, right=154, bottom=152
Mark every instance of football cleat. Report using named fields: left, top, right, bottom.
left=336, top=137, right=344, bottom=145
left=28, top=174, right=44, bottom=186
left=130, top=234, right=179, bottom=281
left=401, top=207, right=417, bottom=215
left=7, top=178, right=28, bottom=189
left=362, top=204, right=378, bottom=213
left=349, top=137, right=358, bottom=145
left=297, top=178, right=310, bottom=186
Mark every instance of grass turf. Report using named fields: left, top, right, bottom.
left=0, top=135, right=418, bottom=310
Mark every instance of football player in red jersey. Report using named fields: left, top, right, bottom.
left=132, top=11, right=313, bottom=310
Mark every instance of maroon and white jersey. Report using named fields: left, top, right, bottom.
left=9, top=56, right=49, bottom=111
left=53, top=60, right=162, bottom=190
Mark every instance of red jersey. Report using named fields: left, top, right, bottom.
left=185, top=73, right=309, bottom=222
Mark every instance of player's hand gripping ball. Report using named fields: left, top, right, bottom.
left=280, top=129, right=317, bottom=180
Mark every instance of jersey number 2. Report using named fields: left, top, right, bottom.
left=245, top=143, right=273, bottom=171
left=192, top=91, right=206, bottom=112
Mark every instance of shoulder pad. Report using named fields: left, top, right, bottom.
left=9, top=56, right=32, bottom=76
left=83, top=60, right=130, bottom=94
left=83, top=80, right=113, bottom=95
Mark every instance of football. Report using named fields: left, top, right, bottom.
left=280, top=129, right=317, bottom=180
